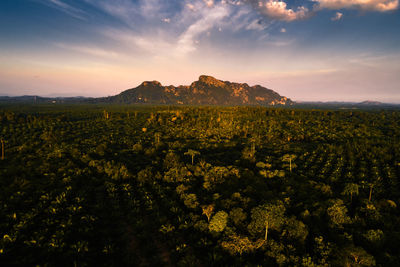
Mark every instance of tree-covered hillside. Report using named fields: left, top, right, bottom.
left=0, top=105, right=399, bottom=266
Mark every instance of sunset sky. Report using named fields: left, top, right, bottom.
left=0, top=0, right=399, bottom=102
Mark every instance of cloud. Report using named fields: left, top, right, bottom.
left=54, top=43, right=120, bottom=58
left=76, top=1, right=233, bottom=60
left=100, top=28, right=175, bottom=59
left=95, top=1, right=282, bottom=58
left=187, top=3, right=195, bottom=10
left=313, top=0, right=399, bottom=12
left=177, top=3, right=230, bottom=55
left=245, top=19, right=269, bottom=31
left=204, top=0, right=215, bottom=7
left=39, top=0, right=87, bottom=19
left=228, top=6, right=254, bottom=31
left=83, top=0, right=171, bottom=28
left=83, top=0, right=140, bottom=27
left=251, top=0, right=310, bottom=22
left=331, top=11, right=343, bottom=20
left=242, top=0, right=398, bottom=22
left=139, top=0, right=166, bottom=17
left=280, top=27, right=286, bottom=32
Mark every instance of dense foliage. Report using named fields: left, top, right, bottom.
left=1, top=104, right=400, bottom=266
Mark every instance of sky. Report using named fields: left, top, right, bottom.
left=0, top=0, right=399, bottom=102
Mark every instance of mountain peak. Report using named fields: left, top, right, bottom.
left=140, top=81, right=162, bottom=87
left=359, top=100, right=383, bottom=105
left=198, top=75, right=225, bottom=87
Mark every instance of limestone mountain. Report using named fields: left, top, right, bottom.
left=100, top=75, right=292, bottom=105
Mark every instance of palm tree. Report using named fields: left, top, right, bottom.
left=184, top=149, right=200, bottom=164
left=1, top=138, right=4, bottom=160
left=154, top=132, right=161, bottom=144
left=342, top=183, right=359, bottom=202
left=362, top=177, right=382, bottom=202
left=202, top=204, right=214, bottom=222
left=103, top=110, right=109, bottom=120
left=282, top=154, right=296, bottom=172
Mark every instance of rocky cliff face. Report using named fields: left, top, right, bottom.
left=106, top=75, right=293, bottom=106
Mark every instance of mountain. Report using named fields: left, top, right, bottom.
left=0, top=95, right=90, bottom=103
left=296, top=100, right=399, bottom=109
left=358, top=100, right=383, bottom=106
left=2, top=80, right=399, bottom=108
left=101, top=75, right=292, bottom=106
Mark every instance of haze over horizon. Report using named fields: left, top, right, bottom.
left=1, top=0, right=399, bottom=103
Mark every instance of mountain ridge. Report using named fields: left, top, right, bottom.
left=2, top=76, right=398, bottom=108
left=102, top=75, right=293, bottom=106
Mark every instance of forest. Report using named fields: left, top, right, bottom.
left=0, top=104, right=399, bottom=266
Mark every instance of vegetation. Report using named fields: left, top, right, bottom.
left=1, top=104, right=400, bottom=266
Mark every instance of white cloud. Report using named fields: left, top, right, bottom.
left=187, top=3, right=195, bottom=10
left=77, top=1, right=233, bottom=60
left=228, top=6, right=253, bottom=31
left=83, top=0, right=139, bottom=27
left=313, top=0, right=399, bottom=12
left=331, top=12, right=343, bottom=21
left=101, top=28, right=175, bottom=58
left=256, top=1, right=310, bottom=22
left=177, top=4, right=230, bottom=55
left=55, top=43, right=120, bottom=58
left=245, top=19, right=269, bottom=31
left=83, top=0, right=170, bottom=27
left=139, top=0, right=165, bottom=17
left=39, top=0, right=86, bottom=19
left=222, top=0, right=244, bottom=5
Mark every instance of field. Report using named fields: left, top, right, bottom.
left=1, top=104, right=400, bottom=266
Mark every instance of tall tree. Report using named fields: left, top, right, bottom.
left=1, top=138, right=4, bottom=160
left=342, top=183, right=359, bottom=202
left=248, top=202, right=286, bottom=242
left=282, top=154, right=296, bottom=172
left=184, top=149, right=200, bottom=165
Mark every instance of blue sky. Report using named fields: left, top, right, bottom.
left=0, top=0, right=399, bottom=102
